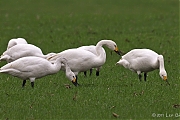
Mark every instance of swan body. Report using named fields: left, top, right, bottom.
left=48, top=40, right=121, bottom=85
left=116, top=49, right=168, bottom=84
left=7, top=38, right=28, bottom=49
left=0, top=44, right=56, bottom=63
left=78, top=45, right=106, bottom=76
left=0, top=56, right=76, bottom=88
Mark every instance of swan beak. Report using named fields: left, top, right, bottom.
left=166, top=80, right=170, bottom=85
left=114, top=47, right=121, bottom=55
left=163, top=76, right=167, bottom=81
left=163, top=76, right=170, bottom=85
left=72, top=77, right=78, bottom=86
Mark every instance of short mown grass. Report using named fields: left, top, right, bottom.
left=0, top=0, right=179, bottom=119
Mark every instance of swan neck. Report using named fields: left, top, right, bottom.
left=158, top=55, right=165, bottom=71
left=96, top=40, right=106, bottom=56
left=96, top=40, right=107, bottom=49
left=63, top=62, right=69, bottom=72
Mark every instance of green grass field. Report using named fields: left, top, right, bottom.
left=0, top=0, right=179, bottom=119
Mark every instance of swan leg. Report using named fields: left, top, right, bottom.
left=96, top=71, right=99, bottom=76
left=96, top=67, right=100, bottom=76
left=138, top=74, right=142, bottom=81
left=84, top=71, right=87, bottom=77
left=144, top=73, right=147, bottom=81
left=31, top=82, right=34, bottom=88
left=137, top=71, right=142, bottom=81
left=30, top=78, right=35, bottom=88
left=22, top=80, right=26, bottom=87
left=90, top=69, right=93, bottom=76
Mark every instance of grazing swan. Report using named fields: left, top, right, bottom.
left=0, top=56, right=76, bottom=88
left=116, top=49, right=169, bottom=84
left=7, top=38, right=28, bottom=49
left=78, top=45, right=106, bottom=76
left=48, top=40, right=121, bottom=85
left=0, top=44, right=56, bottom=63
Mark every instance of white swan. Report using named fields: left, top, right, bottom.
left=0, top=56, right=76, bottom=88
left=0, top=44, right=56, bottom=63
left=77, top=45, right=106, bottom=76
left=48, top=40, right=121, bottom=85
left=7, top=38, right=28, bottom=49
left=116, top=49, right=169, bottom=84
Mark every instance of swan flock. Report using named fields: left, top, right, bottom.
left=0, top=38, right=169, bottom=88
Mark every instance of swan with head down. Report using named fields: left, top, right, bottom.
left=116, top=49, right=169, bottom=85
left=0, top=56, right=76, bottom=88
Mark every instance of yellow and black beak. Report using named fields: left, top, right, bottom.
left=163, top=76, right=167, bottom=81
left=114, top=46, right=121, bottom=55
left=72, top=77, right=78, bottom=86
left=163, top=76, right=170, bottom=85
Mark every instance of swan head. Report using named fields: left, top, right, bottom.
left=71, top=76, right=78, bottom=86
left=103, top=40, right=121, bottom=55
left=66, top=73, right=77, bottom=86
left=63, top=60, right=78, bottom=86
left=114, top=45, right=121, bottom=55
left=159, top=70, right=167, bottom=80
left=159, top=70, right=169, bottom=85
